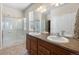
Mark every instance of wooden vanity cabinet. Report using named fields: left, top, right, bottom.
left=26, top=34, right=77, bottom=55
left=38, top=39, right=51, bottom=55
left=38, top=39, right=74, bottom=55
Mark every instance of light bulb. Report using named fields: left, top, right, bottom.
left=55, top=3, right=59, bottom=6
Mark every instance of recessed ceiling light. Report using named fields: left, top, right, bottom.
left=55, top=3, right=59, bottom=6
left=36, top=6, right=47, bottom=13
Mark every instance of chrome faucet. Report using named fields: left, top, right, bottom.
left=32, top=26, right=35, bottom=32
left=56, top=33, right=61, bottom=37
left=59, top=30, right=65, bottom=37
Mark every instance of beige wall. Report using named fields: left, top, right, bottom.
left=24, top=3, right=79, bottom=19
left=3, top=4, right=23, bottom=18
left=51, top=3, right=79, bottom=16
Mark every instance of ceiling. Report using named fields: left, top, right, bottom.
left=3, top=3, right=31, bottom=11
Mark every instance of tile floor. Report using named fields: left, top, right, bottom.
left=0, top=31, right=28, bottom=55
left=0, top=42, right=28, bottom=55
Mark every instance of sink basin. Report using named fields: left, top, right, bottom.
left=47, top=36, right=69, bottom=43
left=29, top=32, right=41, bottom=35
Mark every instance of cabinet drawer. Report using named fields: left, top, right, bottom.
left=30, top=37, right=37, bottom=51
left=38, top=45, right=50, bottom=55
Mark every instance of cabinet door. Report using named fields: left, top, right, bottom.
left=38, top=40, right=51, bottom=55
left=30, top=36, right=38, bottom=55
left=38, top=45, right=50, bottom=55
left=26, top=36, right=30, bottom=51
left=38, top=40, right=51, bottom=50
left=30, top=37, right=37, bottom=51
left=50, top=45, right=73, bottom=55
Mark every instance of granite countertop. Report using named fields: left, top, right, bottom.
left=27, top=33, right=79, bottom=53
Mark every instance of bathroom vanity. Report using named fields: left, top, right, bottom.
left=26, top=33, right=79, bottom=55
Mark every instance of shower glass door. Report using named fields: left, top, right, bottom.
left=2, top=17, right=26, bottom=48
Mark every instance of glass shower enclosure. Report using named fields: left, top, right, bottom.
left=2, top=17, right=26, bottom=48
left=0, top=4, right=27, bottom=48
